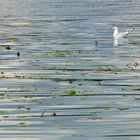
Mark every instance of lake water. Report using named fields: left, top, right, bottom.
left=0, top=0, right=140, bottom=140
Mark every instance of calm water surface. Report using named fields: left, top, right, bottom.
left=0, top=0, right=140, bottom=140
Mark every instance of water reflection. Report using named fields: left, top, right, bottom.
left=113, top=38, right=119, bottom=46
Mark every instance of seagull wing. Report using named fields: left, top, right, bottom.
left=117, top=32, right=129, bottom=38
left=117, top=28, right=134, bottom=38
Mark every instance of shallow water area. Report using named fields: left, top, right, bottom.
left=0, top=0, right=140, bottom=140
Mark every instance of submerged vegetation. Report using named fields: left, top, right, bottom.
left=0, top=0, right=139, bottom=140
left=69, top=90, right=77, bottom=96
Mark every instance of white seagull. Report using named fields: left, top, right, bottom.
left=113, top=26, right=134, bottom=39
left=112, top=26, right=134, bottom=46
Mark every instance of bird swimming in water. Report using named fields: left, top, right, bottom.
left=112, top=26, right=134, bottom=46
left=112, top=26, right=134, bottom=39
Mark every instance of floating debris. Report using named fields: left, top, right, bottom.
left=78, top=83, right=83, bottom=86
left=1, top=72, right=9, bottom=78
left=18, top=122, right=27, bottom=127
left=17, top=106, right=31, bottom=111
left=134, top=62, right=139, bottom=67
left=17, top=52, right=20, bottom=57
left=118, top=108, right=129, bottom=111
left=41, top=110, right=47, bottom=117
left=126, top=60, right=139, bottom=69
left=5, top=46, right=11, bottom=50
left=95, top=40, right=98, bottom=46
left=52, top=112, right=57, bottom=116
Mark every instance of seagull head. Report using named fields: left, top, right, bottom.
left=112, top=26, right=118, bottom=31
